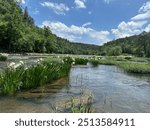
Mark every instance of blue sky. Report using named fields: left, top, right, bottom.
left=19, top=0, right=150, bottom=45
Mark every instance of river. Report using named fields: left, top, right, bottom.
left=0, top=65, right=150, bottom=113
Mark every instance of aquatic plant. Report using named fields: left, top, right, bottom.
left=0, top=66, right=24, bottom=95
left=118, top=63, right=150, bottom=74
left=0, top=54, right=7, bottom=61
left=70, top=95, right=93, bottom=113
left=0, top=60, right=71, bottom=95
left=75, top=58, right=88, bottom=65
left=89, top=59, right=99, bottom=66
left=63, top=56, right=74, bottom=64
left=98, top=59, right=116, bottom=65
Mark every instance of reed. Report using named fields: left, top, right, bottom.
left=118, top=63, right=150, bottom=74
left=0, top=60, right=71, bottom=95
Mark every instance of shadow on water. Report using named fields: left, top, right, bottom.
left=1, top=64, right=150, bottom=113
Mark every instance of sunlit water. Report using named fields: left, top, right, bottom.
left=0, top=65, right=150, bottom=113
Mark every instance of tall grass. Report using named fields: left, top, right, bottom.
left=118, top=63, right=150, bottom=74
left=0, top=66, right=24, bottom=95
left=75, top=58, right=88, bottom=65
left=0, top=61, right=71, bottom=95
left=98, top=60, right=116, bottom=65
left=70, top=95, right=93, bottom=113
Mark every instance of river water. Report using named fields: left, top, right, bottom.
left=0, top=65, right=150, bottom=113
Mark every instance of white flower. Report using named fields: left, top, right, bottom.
left=39, top=58, right=43, bottom=61
left=72, top=58, right=75, bottom=61
left=9, top=62, right=15, bottom=67
left=8, top=62, right=16, bottom=68
left=19, top=61, right=24, bottom=65
left=72, top=62, right=75, bottom=65
left=0, top=53, right=8, bottom=57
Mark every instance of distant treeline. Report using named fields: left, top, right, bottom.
left=100, top=32, right=150, bottom=57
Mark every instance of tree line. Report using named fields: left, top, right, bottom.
left=101, top=31, right=150, bottom=57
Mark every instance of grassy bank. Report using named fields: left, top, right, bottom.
left=0, top=60, right=71, bottom=95
left=118, top=63, right=150, bottom=74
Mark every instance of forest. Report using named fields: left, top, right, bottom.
left=101, top=32, right=150, bottom=57
left=0, top=0, right=101, bottom=55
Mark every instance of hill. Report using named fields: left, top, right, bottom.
left=0, top=0, right=101, bottom=55
left=100, top=32, right=150, bottom=57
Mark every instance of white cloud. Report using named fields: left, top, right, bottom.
left=40, top=2, right=69, bottom=15
left=131, top=1, right=150, bottom=20
left=139, top=1, right=150, bottom=13
left=145, top=24, right=150, bottom=32
left=41, top=21, right=110, bottom=45
left=74, top=0, right=86, bottom=9
left=82, top=22, right=92, bottom=27
left=16, top=0, right=25, bottom=4
left=111, top=21, right=147, bottom=38
left=131, top=12, right=150, bottom=21
left=103, top=0, right=114, bottom=4
left=112, top=1, right=150, bottom=39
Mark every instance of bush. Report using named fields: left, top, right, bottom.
left=75, top=58, right=88, bottom=65
left=89, top=59, right=99, bottom=66
left=0, top=54, right=7, bottom=61
left=63, top=56, right=74, bottom=64
left=124, top=56, right=132, bottom=60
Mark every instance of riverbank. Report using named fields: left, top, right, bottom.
left=0, top=54, right=150, bottom=96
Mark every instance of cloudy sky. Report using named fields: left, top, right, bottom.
left=20, top=0, right=150, bottom=45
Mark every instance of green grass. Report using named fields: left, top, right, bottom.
left=0, top=60, right=71, bottom=95
left=75, top=58, right=88, bottom=65
left=89, top=59, right=99, bottom=66
left=0, top=66, right=24, bottom=95
left=70, top=95, right=93, bottom=113
left=98, top=60, right=117, bottom=65
left=118, top=63, right=150, bottom=74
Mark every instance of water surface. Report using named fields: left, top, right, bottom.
left=0, top=65, right=150, bottom=113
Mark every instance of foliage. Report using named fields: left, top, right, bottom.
left=70, top=95, right=93, bottom=113
left=0, top=0, right=100, bottom=55
left=0, top=66, right=24, bottom=95
left=101, top=31, right=150, bottom=57
left=0, top=60, right=71, bottom=95
left=75, top=58, right=88, bottom=65
left=0, top=54, right=7, bottom=61
left=107, top=46, right=122, bottom=56
left=118, top=63, right=150, bottom=74
left=63, top=56, right=74, bottom=64
left=89, top=59, right=99, bottom=66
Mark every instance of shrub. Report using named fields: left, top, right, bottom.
left=89, top=59, right=99, bottom=66
left=63, top=56, right=74, bottom=64
left=0, top=54, right=7, bottom=61
left=75, top=58, right=88, bottom=65
left=124, top=56, right=132, bottom=60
